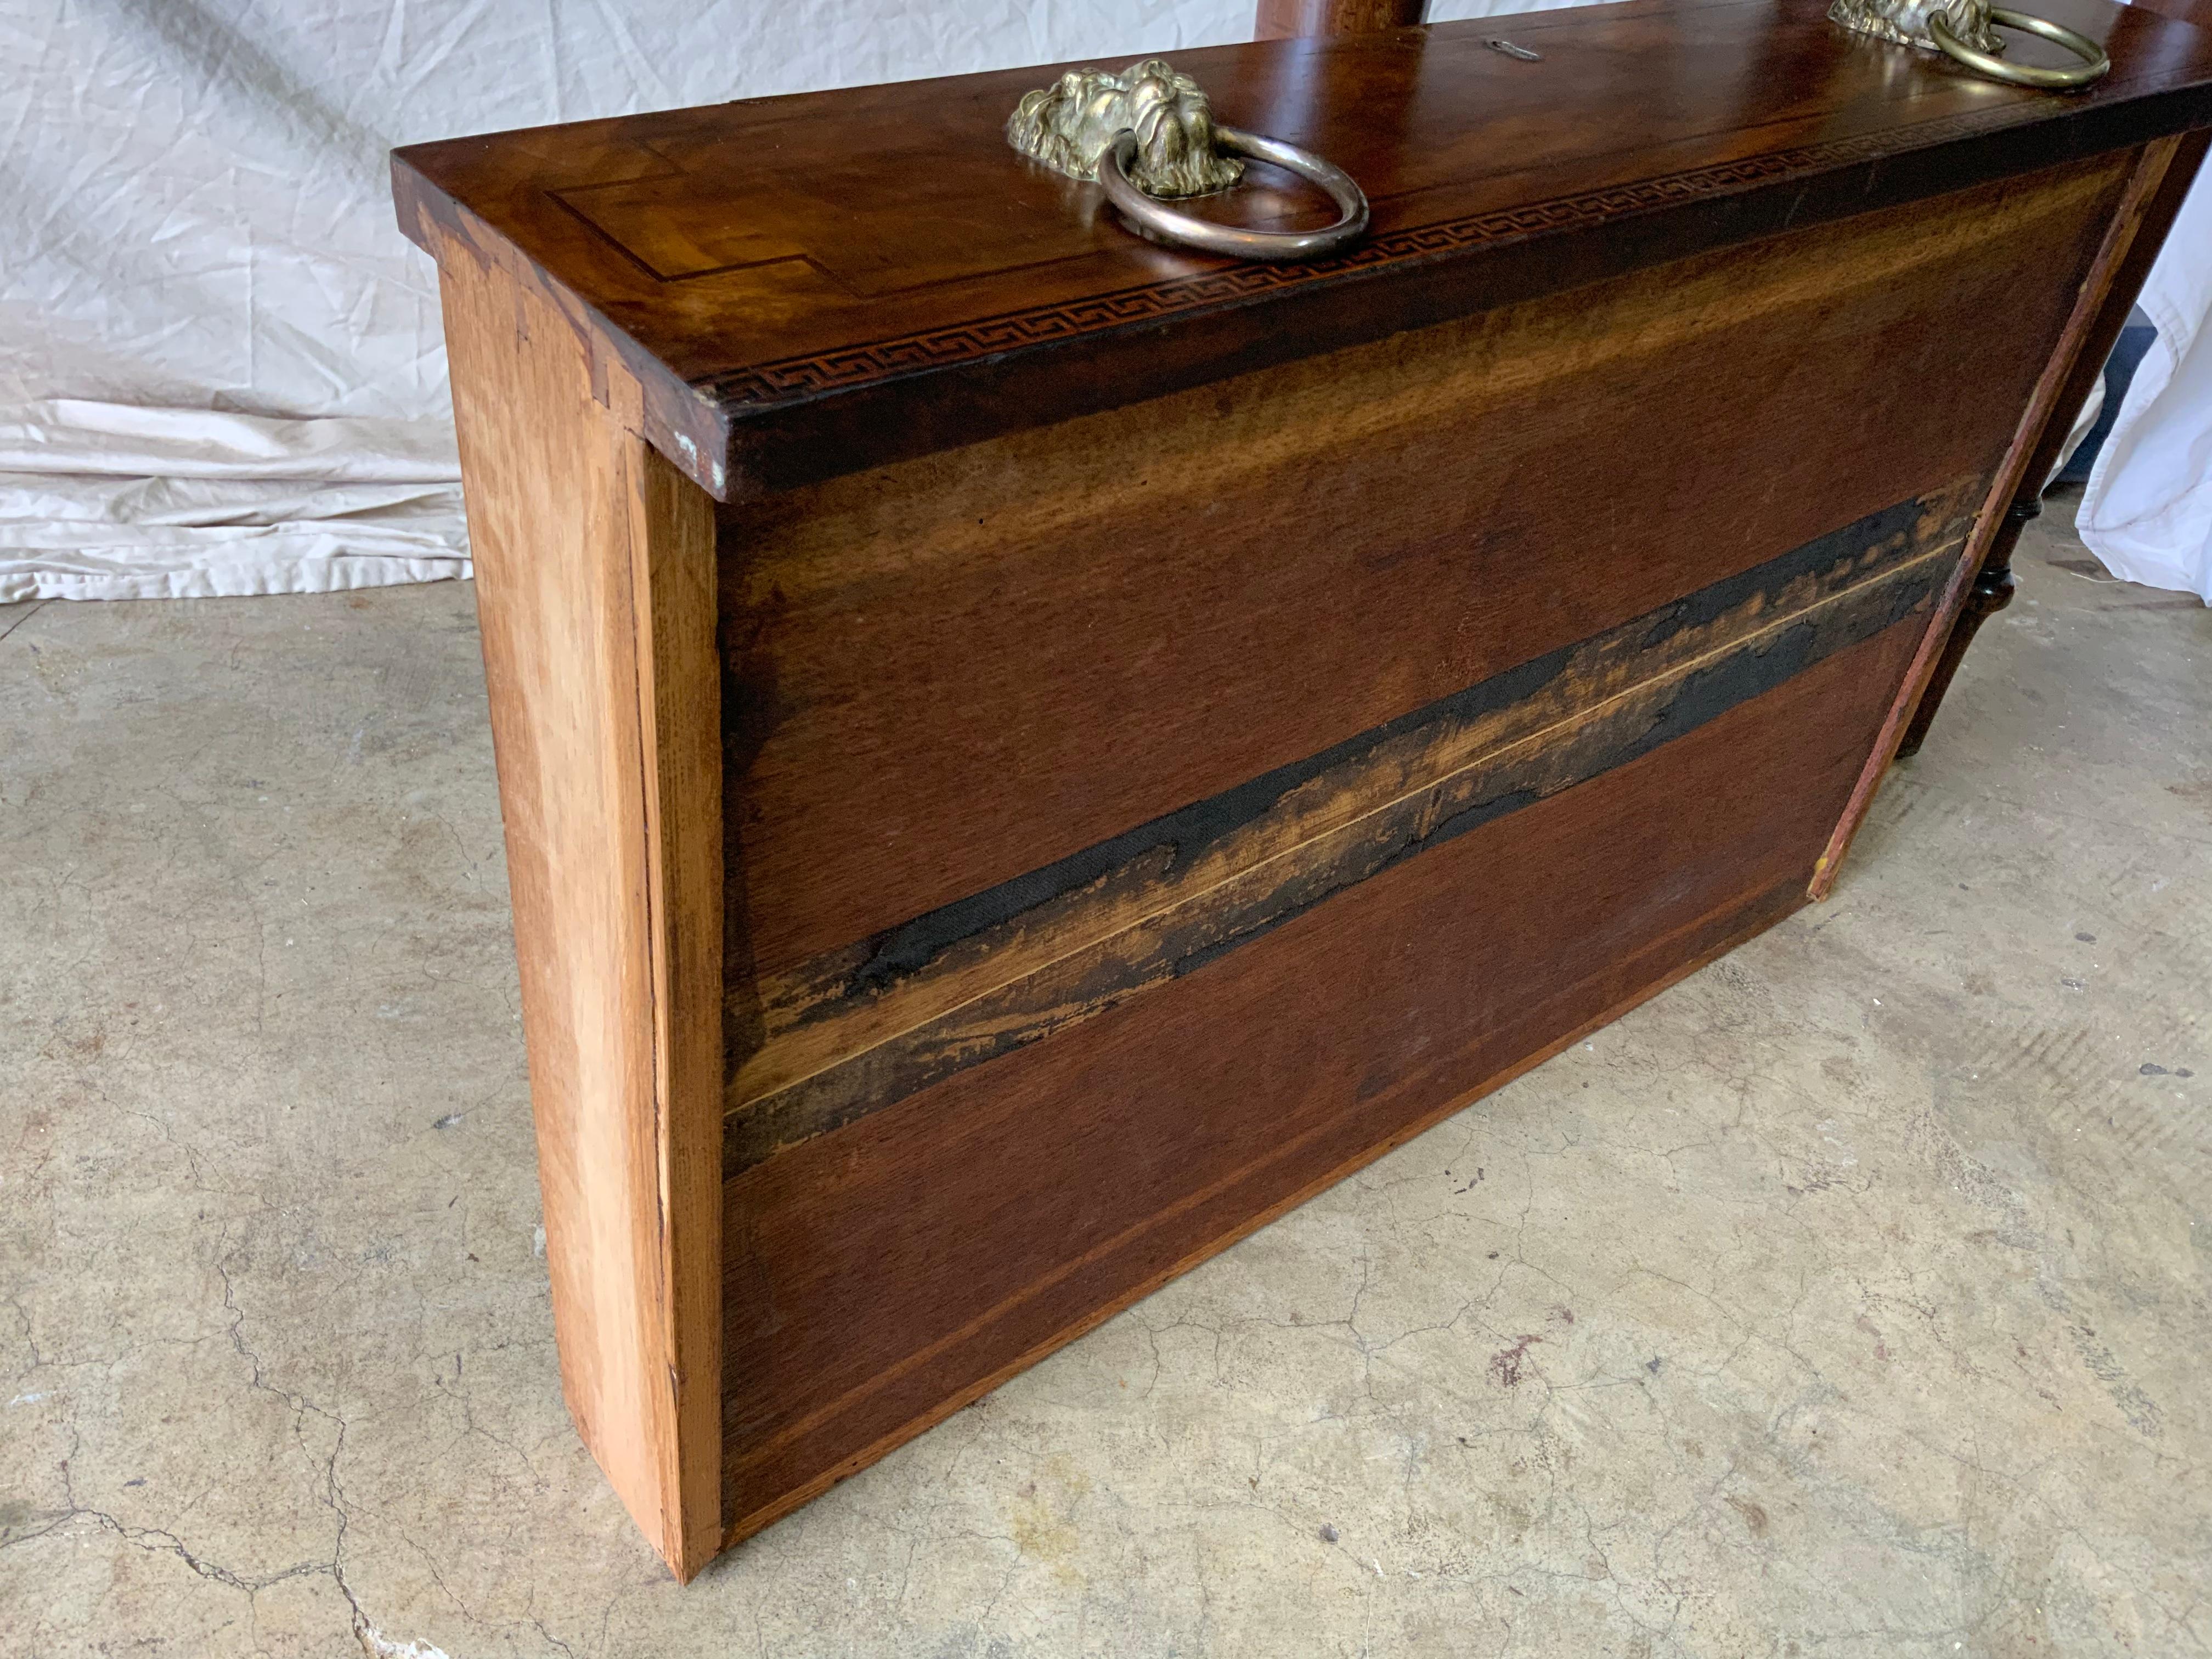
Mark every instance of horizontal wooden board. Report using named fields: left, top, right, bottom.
left=714, top=154, right=2129, bottom=985
left=720, top=608, right=1931, bottom=1541
left=724, top=485, right=1972, bottom=1171
left=388, top=0, right=2212, bottom=495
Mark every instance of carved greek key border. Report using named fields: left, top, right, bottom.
left=702, top=98, right=2057, bottom=411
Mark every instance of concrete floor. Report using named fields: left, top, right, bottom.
left=2, top=491, right=2208, bottom=1657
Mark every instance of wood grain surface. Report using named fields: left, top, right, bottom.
left=724, top=485, right=1973, bottom=1172
left=701, top=141, right=2143, bottom=1554
left=437, top=236, right=725, bottom=1581
left=391, top=0, right=2212, bottom=497
left=720, top=612, right=1931, bottom=1544
left=713, top=156, right=2130, bottom=994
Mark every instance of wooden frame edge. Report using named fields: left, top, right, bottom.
left=623, top=438, right=727, bottom=1582
left=1808, top=132, right=2190, bottom=899
left=433, top=230, right=726, bottom=1581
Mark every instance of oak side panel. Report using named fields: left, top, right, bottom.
left=716, top=154, right=2132, bottom=986
left=720, top=611, right=1928, bottom=1543
left=437, top=240, right=724, bottom=1579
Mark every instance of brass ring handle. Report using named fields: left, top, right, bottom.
left=1929, top=5, right=2110, bottom=87
left=1096, top=127, right=1370, bottom=263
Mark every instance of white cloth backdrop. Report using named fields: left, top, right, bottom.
left=2078, top=162, right=2212, bottom=602
left=3, top=1, right=1242, bottom=600
left=5, top=0, right=2203, bottom=602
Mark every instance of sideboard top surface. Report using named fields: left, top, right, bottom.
left=392, top=0, right=2212, bottom=496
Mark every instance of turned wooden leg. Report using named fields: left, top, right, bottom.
left=1896, top=496, right=2034, bottom=758
left=1256, top=0, right=1424, bottom=40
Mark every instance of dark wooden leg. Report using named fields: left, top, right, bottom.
left=1895, top=497, right=2031, bottom=758
left=1255, top=0, right=1423, bottom=40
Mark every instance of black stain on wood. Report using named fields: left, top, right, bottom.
left=722, top=490, right=1969, bottom=1174
left=826, top=495, right=1928, bottom=1006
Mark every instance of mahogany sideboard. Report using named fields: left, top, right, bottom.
left=392, top=0, right=2212, bottom=1577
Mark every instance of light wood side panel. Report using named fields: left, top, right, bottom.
left=436, top=235, right=724, bottom=1581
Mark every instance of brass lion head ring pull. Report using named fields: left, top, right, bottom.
left=1930, top=7, right=2109, bottom=87
left=1098, top=126, right=1369, bottom=262
left=1831, top=0, right=2109, bottom=88
left=1007, top=59, right=1370, bottom=263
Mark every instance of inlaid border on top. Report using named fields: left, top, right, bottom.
left=699, top=95, right=2070, bottom=412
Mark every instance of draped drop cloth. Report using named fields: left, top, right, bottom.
left=3, top=0, right=1238, bottom=600
left=2077, top=162, right=2212, bottom=602
left=19, top=0, right=2194, bottom=602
